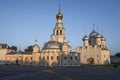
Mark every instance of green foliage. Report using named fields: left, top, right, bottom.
left=24, top=45, right=33, bottom=52
left=115, top=52, right=120, bottom=57
left=10, top=45, right=17, bottom=51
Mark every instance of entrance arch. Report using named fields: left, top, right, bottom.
left=87, top=58, right=94, bottom=64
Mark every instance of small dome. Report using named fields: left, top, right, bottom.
left=56, top=12, right=63, bottom=20
left=82, top=35, right=89, bottom=41
left=96, top=34, right=102, bottom=38
left=42, top=41, right=62, bottom=50
left=34, top=40, right=38, bottom=45
left=63, top=42, right=71, bottom=48
left=101, top=37, right=106, bottom=41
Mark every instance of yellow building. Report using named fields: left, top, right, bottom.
left=4, top=8, right=80, bottom=66
left=0, top=8, right=110, bottom=66
left=0, top=44, right=15, bottom=65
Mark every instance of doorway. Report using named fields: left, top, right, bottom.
left=87, top=58, right=94, bottom=64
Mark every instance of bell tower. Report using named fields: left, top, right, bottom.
left=33, top=40, right=40, bottom=53
left=51, top=6, right=66, bottom=43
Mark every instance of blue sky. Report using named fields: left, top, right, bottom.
left=0, top=0, right=120, bottom=55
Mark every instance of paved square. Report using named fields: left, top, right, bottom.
left=0, top=65, right=120, bottom=80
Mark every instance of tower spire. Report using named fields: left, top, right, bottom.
left=84, top=29, right=87, bottom=35
left=58, top=5, right=61, bottom=12
left=93, top=24, right=95, bottom=31
left=56, top=5, right=63, bottom=21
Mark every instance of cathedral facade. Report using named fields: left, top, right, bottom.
left=0, top=8, right=111, bottom=66
left=76, top=31, right=111, bottom=64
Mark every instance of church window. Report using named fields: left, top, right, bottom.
left=25, top=57, right=28, bottom=61
left=31, top=57, right=32, bottom=60
left=51, top=56, right=53, bottom=60
left=64, top=56, right=67, bottom=60
left=56, top=30, right=58, bottom=35
left=47, top=56, right=49, bottom=60
left=75, top=56, right=77, bottom=60
left=57, top=56, right=59, bottom=60
left=60, top=30, right=62, bottom=35
left=70, top=56, right=72, bottom=60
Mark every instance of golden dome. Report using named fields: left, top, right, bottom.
left=56, top=11, right=63, bottom=20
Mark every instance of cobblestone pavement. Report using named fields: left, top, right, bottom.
left=0, top=65, right=120, bottom=80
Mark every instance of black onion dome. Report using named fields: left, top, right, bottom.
left=89, top=30, right=99, bottom=38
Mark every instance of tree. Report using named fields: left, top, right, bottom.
left=10, top=45, right=17, bottom=51
left=115, top=52, right=120, bottom=57
left=24, top=45, right=33, bottom=52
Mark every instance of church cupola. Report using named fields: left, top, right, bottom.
left=33, top=40, right=40, bottom=53
left=83, top=35, right=89, bottom=47
left=101, top=36, right=106, bottom=46
left=56, top=6, right=63, bottom=23
left=56, top=10, right=63, bottom=20
left=96, top=34, right=102, bottom=46
left=34, top=40, right=38, bottom=46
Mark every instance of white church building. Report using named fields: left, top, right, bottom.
left=76, top=30, right=111, bottom=64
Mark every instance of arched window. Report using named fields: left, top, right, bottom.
left=56, top=30, right=58, bottom=35
left=70, top=56, right=72, bottom=60
left=31, top=57, right=32, bottom=60
left=75, top=56, right=77, bottom=60
left=60, top=30, right=62, bottom=35
left=51, top=56, right=53, bottom=60
left=25, top=57, right=28, bottom=61
left=39, top=57, right=41, bottom=60
left=57, top=56, right=59, bottom=60
left=64, top=56, right=67, bottom=60
left=47, top=56, right=49, bottom=60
